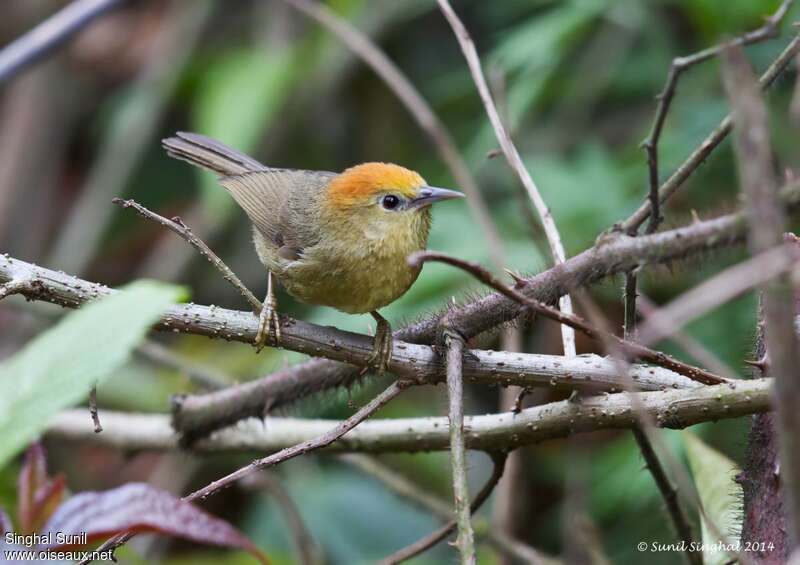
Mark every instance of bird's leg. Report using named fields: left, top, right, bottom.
left=255, top=271, right=281, bottom=351
left=368, top=310, right=393, bottom=374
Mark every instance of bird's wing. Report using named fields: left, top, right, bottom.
left=220, top=169, right=334, bottom=258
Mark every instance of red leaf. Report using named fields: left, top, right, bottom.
left=40, top=483, right=268, bottom=563
left=17, top=443, right=59, bottom=534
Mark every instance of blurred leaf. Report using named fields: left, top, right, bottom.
left=0, top=281, right=183, bottom=468
left=683, top=431, right=743, bottom=565
left=17, top=444, right=65, bottom=535
left=41, top=482, right=267, bottom=563
left=193, top=47, right=297, bottom=211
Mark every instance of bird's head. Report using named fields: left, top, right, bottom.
left=326, top=162, right=463, bottom=221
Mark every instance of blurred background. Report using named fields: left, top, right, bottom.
left=0, top=0, right=797, bottom=563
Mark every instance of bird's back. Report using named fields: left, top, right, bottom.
left=163, top=132, right=334, bottom=265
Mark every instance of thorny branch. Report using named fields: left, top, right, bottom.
left=409, top=251, right=727, bottom=386
left=638, top=0, right=795, bottom=237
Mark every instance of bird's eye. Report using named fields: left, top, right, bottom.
left=381, top=194, right=401, bottom=210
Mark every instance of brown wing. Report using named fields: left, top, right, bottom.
left=163, top=131, right=335, bottom=258
left=220, top=169, right=335, bottom=259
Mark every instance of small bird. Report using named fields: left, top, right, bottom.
left=162, top=132, right=463, bottom=371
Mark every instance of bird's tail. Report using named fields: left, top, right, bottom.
left=162, top=131, right=265, bottom=177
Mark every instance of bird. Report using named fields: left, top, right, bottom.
left=162, top=132, right=463, bottom=372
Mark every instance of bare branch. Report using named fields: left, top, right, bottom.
left=88, top=385, right=102, bottom=434
left=339, top=454, right=557, bottom=564
left=638, top=0, right=795, bottom=236
left=442, top=332, right=475, bottom=563
left=113, top=198, right=261, bottom=312
left=241, top=473, right=322, bottom=565
left=378, top=453, right=508, bottom=565
left=0, top=0, right=126, bottom=83
left=48, top=379, right=772, bottom=454
left=436, top=0, right=576, bottom=357
left=723, top=44, right=800, bottom=545
left=622, top=34, right=800, bottom=234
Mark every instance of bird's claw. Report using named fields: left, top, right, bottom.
left=367, top=313, right=392, bottom=374
left=255, top=291, right=280, bottom=352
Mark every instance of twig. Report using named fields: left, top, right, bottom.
left=575, top=290, right=708, bottom=565
left=339, top=454, right=557, bottom=564
left=86, top=380, right=407, bottom=562
left=48, top=379, right=772, bottom=454
left=112, top=198, right=261, bottom=312
left=622, top=32, right=800, bottom=234
left=637, top=244, right=800, bottom=348
left=436, top=0, right=576, bottom=357
left=723, top=45, right=800, bottom=544
left=48, top=2, right=211, bottom=275
left=631, top=426, right=697, bottom=563
left=0, top=278, right=32, bottom=301
left=409, top=251, right=728, bottom=386
left=241, top=473, right=322, bottom=565
left=136, top=340, right=227, bottom=391
left=281, top=0, right=507, bottom=271
left=638, top=0, right=794, bottom=236
left=0, top=0, right=126, bottom=83
left=637, top=294, right=737, bottom=380
left=623, top=1, right=795, bottom=373
left=88, top=385, right=102, bottom=433
left=378, top=453, right=508, bottom=565
left=443, top=331, right=475, bottom=563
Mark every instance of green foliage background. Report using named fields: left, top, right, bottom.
left=1, top=0, right=797, bottom=562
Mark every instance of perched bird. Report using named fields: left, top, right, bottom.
left=162, top=132, right=463, bottom=370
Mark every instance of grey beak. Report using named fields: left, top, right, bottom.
left=410, top=186, right=465, bottom=208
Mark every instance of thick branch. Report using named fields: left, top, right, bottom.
left=47, top=379, right=772, bottom=454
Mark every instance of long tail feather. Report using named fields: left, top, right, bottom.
left=162, top=131, right=265, bottom=176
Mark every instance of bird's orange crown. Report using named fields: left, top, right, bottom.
left=328, top=163, right=426, bottom=208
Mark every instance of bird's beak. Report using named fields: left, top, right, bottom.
left=409, top=186, right=465, bottom=208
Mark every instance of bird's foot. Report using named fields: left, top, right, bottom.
left=255, top=276, right=281, bottom=352
left=367, top=311, right=393, bottom=374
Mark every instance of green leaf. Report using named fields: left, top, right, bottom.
left=683, top=431, right=744, bottom=565
left=193, top=47, right=296, bottom=212
left=0, top=281, right=183, bottom=468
